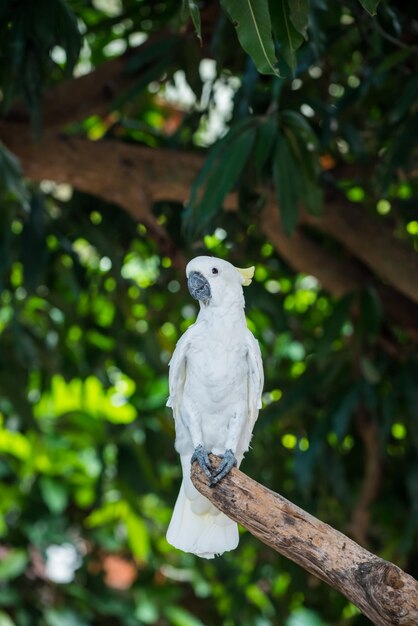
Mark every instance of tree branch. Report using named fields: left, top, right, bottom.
left=261, top=198, right=367, bottom=296
left=303, top=197, right=418, bottom=307
left=2, top=125, right=418, bottom=337
left=261, top=196, right=418, bottom=342
left=0, top=127, right=188, bottom=268
left=4, top=35, right=417, bottom=306
left=191, top=458, right=418, bottom=626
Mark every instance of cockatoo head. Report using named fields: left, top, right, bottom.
left=186, top=256, right=254, bottom=308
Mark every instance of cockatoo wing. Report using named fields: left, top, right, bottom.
left=166, top=324, right=196, bottom=417
left=239, top=331, right=264, bottom=456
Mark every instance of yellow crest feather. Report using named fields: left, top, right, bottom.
left=235, top=266, right=255, bottom=286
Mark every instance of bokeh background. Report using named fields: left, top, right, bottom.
left=0, top=1, right=418, bottom=625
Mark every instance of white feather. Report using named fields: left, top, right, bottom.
left=166, top=454, right=239, bottom=558
left=166, top=257, right=263, bottom=558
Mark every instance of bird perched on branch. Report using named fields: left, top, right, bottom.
left=166, top=256, right=264, bottom=558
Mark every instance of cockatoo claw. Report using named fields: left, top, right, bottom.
left=210, top=449, right=237, bottom=486
left=191, top=445, right=212, bottom=479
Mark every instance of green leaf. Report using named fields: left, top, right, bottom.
left=22, top=193, right=46, bottom=291
left=287, top=607, right=327, bottom=626
left=287, top=0, right=310, bottom=38
left=359, top=287, right=382, bottom=341
left=375, top=47, right=413, bottom=75
left=280, top=111, right=322, bottom=215
left=273, top=134, right=300, bottom=234
left=45, top=609, right=90, bottom=626
left=283, top=127, right=322, bottom=215
left=315, top=294, right=353, bottom=358
left=40, top=477, right=69, bottom=514
left=0, top=611, right=16, bottom=626
left=53, top=0, right=82, bottom=73
left=253, top=115, right=278, bottom=177
left=280, top=110, right=319, bottom=149
left=358, top=0, right=381, bottom=16
left=360, top=357, right=381, bottom=384
left=31, top=0, right=81, bottom=73
left=0, top=587, right=19, bottom=608
left=0, top=550, right=28, bottom=582
left=391, top=75, right=418, bottom=122
left=331, top=386, right=360, bottom=440
left=164, top=606, right=205, bottom=626
left=182, top=0, right=202, bottom=43
left=135, top=595, right=159, bottom=623
left=385, top=112, right=418, bottom=183
left=0, top=20, right=25, bottom=112
left=0, top=143, right=28, bottom=205
left=220, top=0, right=279, bottom=76
left=270, top=0, right=304, bottom=70
left=85, top=501, right=128, bottom=528
left=125, top=513, right=150, bottom=561
left=181, top=39, right=203, bottom=99
left=0, top=206, right=13, bottom=291
left=185, top=121, right=257, bottom=232
left=294, top=424, right=327, bottom=492
left=246, top=583, right=274, bottom=612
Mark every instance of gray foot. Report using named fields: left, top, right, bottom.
left=210, top=449, right=237, bottom=486
left=191, top=445, right=212, bottom=479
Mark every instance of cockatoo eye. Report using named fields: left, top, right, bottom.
left=212, top=267, right=218, bottom=275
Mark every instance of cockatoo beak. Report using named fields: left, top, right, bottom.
left=188, top=271, right=211, bottom=303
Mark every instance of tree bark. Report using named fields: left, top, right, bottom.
left=0, top=127, right=188, bottom=268
left=191, top=457, right=418, bottom=626
left=261, top=198, right=418, bottom=342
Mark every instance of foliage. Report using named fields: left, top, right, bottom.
left=0, top=1, right=418, bottom=626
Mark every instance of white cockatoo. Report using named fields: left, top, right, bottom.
left=166, top=256, right=264, bottom=559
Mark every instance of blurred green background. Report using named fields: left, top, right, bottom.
left=0, top=0, right=418, bottom=625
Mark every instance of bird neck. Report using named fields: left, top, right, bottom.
left=197, top=298, right=247, bottom=334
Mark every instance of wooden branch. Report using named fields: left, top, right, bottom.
left=0, top=127, right=188, bottom=269
left=261, top=197, right=418, bottom=342
left=261, top=198, right=367, bottom=296
left=0, top=127, right=201, bottom=211
left=2, top=124, right=418, bottom=337
left=191, top=458, right=418, bottom=626
left=303, top=197, right=418, bottom=307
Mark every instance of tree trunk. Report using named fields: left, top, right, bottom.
left=191, top=457, right=418, bottom=626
